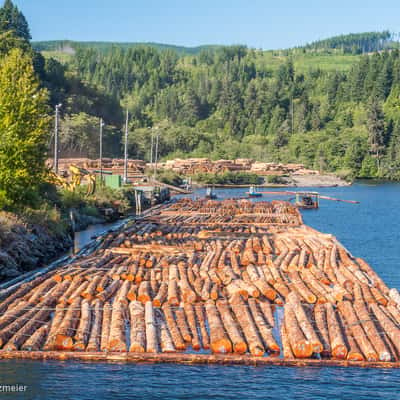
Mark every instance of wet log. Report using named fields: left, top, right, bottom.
left=162, top=303, right=186, bottom=350
left=167, top=280, right=180, bottom=306
left=183, top=303, right=201, bottom=351
left=54, top=297, right=82, bottom=350
left=86, top=299, right=103, bottom=352
left=129, top=301, right=145, bottom=352
left=155, top=308, right=175, bottom=352
left=215, top=299, right=247, bottom=354
left=313, top=303, right=331, bottom=356
left=73, top=300, right=92, bottom=351
left=281, top=318, right=294, bottom=359
left=153, top=282, right=167, bottom=307
left=145, top=301, right=159, bottom=353
left=100, top=302, right=112, bottom=352
left=43, top=302, right=67, bottom=351
left=325, top=302, right=348, bottom=359
left=353, top=299, right=391, bottom=361
left=336, top=311, right=364, bottom=361
left=138, top=281, right=152, bottom=304
left=205, top=300, right=232, bottom=354
left=175, top=308, right=192, bottom=343
left=108, top=302, right=127, bottom=352
left=230, top=295, right=264, bottom=356
left=21, top=324, right=49, bottom=351
left=283, top=303, right=313, bottom=358
left=96, top=281, right=121, bottom=303
left=370, top=303, right=400, bottom=358
left=286, top=292, right=322, bottom=354
left=248, top=298, right=279, bottom=353
left=337, top=301, right=377, bottom=361
left=194, top=303, right=210, bottom=350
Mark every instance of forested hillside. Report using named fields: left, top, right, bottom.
left=3, top=0, right=400, bottom=180
left=44, top=39, right=400, bottom=180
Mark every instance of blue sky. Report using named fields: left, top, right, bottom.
left=12, top=0, right=399, bottom=49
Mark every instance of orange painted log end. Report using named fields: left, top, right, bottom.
left=233, top=342, right=248, bottom=354
left=332, top=345, right=348, bottom=360
left=210, top=339, right=232, bottom=354
left=292, top=342, right=313, bottom=358
left=54, top=335, right=74, bottom=351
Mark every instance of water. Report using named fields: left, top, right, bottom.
left=2, top=182, right=400, bottom=400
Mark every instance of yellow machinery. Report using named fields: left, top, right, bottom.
left=49, top=165, right=96, bottom=195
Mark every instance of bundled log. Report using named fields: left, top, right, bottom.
left=100, top=302, right=112, bottom=352
left=284, top=303, right=313, bottom=358
left=230, top=295, right=264, bottom=356
left=162, top=304, right=185, bottom=350
left=248, top=298, right=279, bottom=353
left=286, top=292, right=322, bottom=354
left=107, top=302, right=127, bottom=352
left=86, top=299, right=103, bottom=352
left=129, top=301, right=145, bottom=352
left=353, top=300, right=391, bottom=361
left=155, top=308, right=175, bottom=352
left=145, top=301, right=159, bottom=353
left=54, top=297, right=82, bottom=350
left=21, top=324, right=49, bottom=351
left=205, top=300, right=232, bottom=354
left=194, top=303, right=210, bottom=350
left=183, top=303, right=201, bottom=350
left=73, top=300, right=92, bottom=351
left=313, top=303, right=331, bottom=357
left=337, top=301, right=377, bottom=361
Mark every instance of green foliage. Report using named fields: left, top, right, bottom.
left=0, top=48, right=50, bottom=209
left=0, top=0, right=30, bottom=41
left=266, top=175, right=285, bottom=184
left=193, top=171, right=262, bottom=185
left=157, top=170, right=184, bottom=187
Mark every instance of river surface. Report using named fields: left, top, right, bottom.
left=2, top=181, right=400, bottom=400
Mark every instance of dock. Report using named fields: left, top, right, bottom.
left=0, top=198, right=399, bottom=367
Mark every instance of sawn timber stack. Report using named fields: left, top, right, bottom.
left=0, top=198, right=399, bottom=368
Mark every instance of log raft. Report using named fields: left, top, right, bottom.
left=0, top=198, right=398, bottom=368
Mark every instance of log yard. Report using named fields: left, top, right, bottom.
left=0, top=198, right=399, bottom=368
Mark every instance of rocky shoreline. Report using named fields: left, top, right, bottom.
left=0, top=212, right=73, bottom=280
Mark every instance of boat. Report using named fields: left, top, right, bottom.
left=205, top=187, right=217, bottom=199
left=246, top=186, right=262, bottom=198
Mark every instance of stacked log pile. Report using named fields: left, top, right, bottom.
left=0, top=199, right=399, bottom=366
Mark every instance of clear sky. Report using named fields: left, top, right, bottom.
left=12, top=0, right=399, bottom=49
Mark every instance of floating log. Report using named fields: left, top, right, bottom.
left=100, top=302, right=112, bottom=352
left=108, top=302, right=127, bottom=352
left=129, top=301, right=145, bottom=352
left=145, top=301, right=159, bottom=353
left=216, top=299, right=247, bottom=354
left=337, top=301, right=377, bottom=361
left=73, top=300, right=92, bottom=351
left=162, top=304, right=185, bottom=350
left=86, top=299, right=103, bottom=352
left=230, top=295, right=264, bottom=356
left=205, top=300, right=232, bottom=354
left=21, top=324, right=49, bottom=351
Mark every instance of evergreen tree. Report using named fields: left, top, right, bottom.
left=0, top=0, right=31, bottom=41
left=367, top=97, right=386, bottom=171
left=0, top=48, right=50, bottom=208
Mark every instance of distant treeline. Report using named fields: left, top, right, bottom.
left=304, top=31, right=396, bottom=54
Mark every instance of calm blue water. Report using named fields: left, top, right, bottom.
left=2, top=182, right=400, bottom=400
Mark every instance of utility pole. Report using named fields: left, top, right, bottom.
left=123, top=110, right=129, bottom=185
left=150, top=127, right=154, bottom=165
left=54, top=103, right=62, bottom=174
left=99, top=118, right=105, bottom=184
left=153, top=127, right=159, bottom=180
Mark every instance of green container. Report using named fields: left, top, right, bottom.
left=104, top=174, right=122, bottom=189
